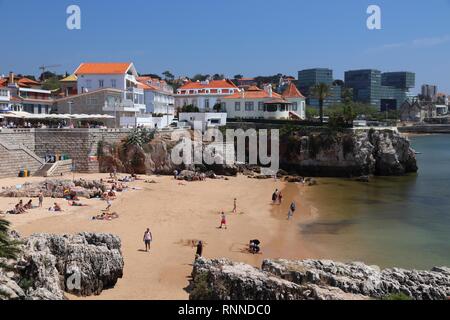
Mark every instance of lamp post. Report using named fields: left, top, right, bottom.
left=68, top=100, right=73, bottom=128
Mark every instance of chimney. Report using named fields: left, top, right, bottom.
left=9, top=72, right=14, bottom=84
left=264, top=84, right=273, bottom=97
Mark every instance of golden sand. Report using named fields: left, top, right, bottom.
left=0, top=173, right=319, bottom=300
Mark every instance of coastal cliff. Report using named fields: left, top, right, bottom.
left=97, top=128, right=417, bottom=178
left=189, top=258, right=450, bottom=300
left=280, top=129, right=418, bottom=177
left=0, top=233, right=124, bottom=300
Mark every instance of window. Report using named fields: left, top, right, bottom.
left=111, top=80, right=117, bottom=88
left=235, top=102, right=241, bottom=111
left=245, top=102, right=254, bottom=111
left=258, top=102, right=264, bottom=111
left=292, top=102, right=298, bottom=111
left=205, top=99, right=210, bottom=110
left=99, top=80, right=104, bottom=88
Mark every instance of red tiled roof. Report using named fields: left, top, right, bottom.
left=282, top=83, right=305, bottom=98
left=179, top=79, right=238, bottom=90
left=74, top=63, right=132, bottom=75
left=223, top=86, right=282, bottom=100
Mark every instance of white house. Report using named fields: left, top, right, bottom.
left=179, top=112, right=227, bottom=132
left=222, top=83, right=306, bottom=120
left=175, top=79, right=240, bottom=112
left=74, top=62, right=145, bottom=114
left=0, top=84, right=11, bottom=113
left=137, top=76, right=175, bottom=127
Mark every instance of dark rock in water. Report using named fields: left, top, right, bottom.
left=189, top=258, right=450, bottom=300
left=285, top=176, right=304, bottom=183
left=1, top=233, right=124, bottom=300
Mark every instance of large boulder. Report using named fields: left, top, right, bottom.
left=2, top=233, right=124, bottom=300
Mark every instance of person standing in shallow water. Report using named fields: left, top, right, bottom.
left=38, top=191, right=44, bottom=208
left=143, top=228, right=153, bottom=252
left=232, top=198, right=237, bottom=214
left=272, top=190, right=278, bottom=204
left=277, top=191, right=283, bottom=205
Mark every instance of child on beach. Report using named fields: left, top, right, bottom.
left=232, top=198, right=237, bottom=214
left=143, top=228, right=153, bottom=252
left=219, top=212, right=227, bottom=229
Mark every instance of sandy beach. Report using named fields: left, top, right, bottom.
left=0, top=173, right=319, bottom=300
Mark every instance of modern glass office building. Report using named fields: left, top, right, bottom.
left=344, top=70, right=415, bottom=111
left=297, top=68, right=342, bottom=107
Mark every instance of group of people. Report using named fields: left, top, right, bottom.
left=272, top=189, right=283, bottom=204
left=7, top=193, right=45, bottom=215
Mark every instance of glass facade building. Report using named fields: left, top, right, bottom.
left=345, top=70, right=415, bottom=111
left=297, top=68, right=342, bottom=107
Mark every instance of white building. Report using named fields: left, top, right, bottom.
left=74, top=62, right=145, bottom=114
left=0, top=84, right=11, bottom=113
left=179, top=112, right=227, bottom=132
left=222, top=83, right=306, bottom=120
left=137, top=76, right=175, bottom=126
left=175, top=79, right=239, bottom=112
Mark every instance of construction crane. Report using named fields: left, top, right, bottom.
left=39, top=64, right=62, bottom=80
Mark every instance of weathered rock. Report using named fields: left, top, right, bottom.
left=1, top=233, right=124, bottom=300
left=262, top=259, right=450, bottom=300
left=189, top=258, right=450, bottom=301
left=190, top=258, right=369, bottom=300
left=280, top=129, right=417, bottom=177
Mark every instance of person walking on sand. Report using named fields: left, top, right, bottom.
left=232, top=198, right=237, bottom=214
left=272, top=189, right=278, bottom=204
left=277, top=191, right=283, bottom=205
left=38, top=191, right=44, bottom=208
left=195, top=240, right=203, bottom=260
left=143, top=228, right=153, bottom=252
left=219, top=212, right=227, bottom=229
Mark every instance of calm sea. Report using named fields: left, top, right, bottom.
left=300, top=134, right=450, bottom=269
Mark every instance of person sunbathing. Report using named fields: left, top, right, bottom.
left=69, top=200, right=87, bottom=207
left=93, top=212, right=119, bottom=220
left=24, top=199, right=33, bottom=210
left=53, top=203, right=63, bottom=212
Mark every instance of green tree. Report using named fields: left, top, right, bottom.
left=181, top=104, right=200, bottom=113
left=310, top=83, right=331, bottom=124
left=234, top=74, right=243, bottom=80
left=305, top=106, right=319, bottom=120
left=212, top=74, right=225, bottom=80
left=42, top=76, right=61, bottom=91
left=191, top=74, right=210, bottom=82
left=0, top=218, right=21, bottom=269
left=162, top=71, right=175, bottom=82
left=213, top=103, right=222, bottom=112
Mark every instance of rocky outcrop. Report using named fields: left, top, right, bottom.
left=0, top=233, right=124, bottom=300
left=0, top=179, right=107, bottom=199
left=280, top=129, right=418, bottom=177
left=189, top=258, right=450, bottom=300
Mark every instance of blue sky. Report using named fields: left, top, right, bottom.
left=1, top=0, right=450, bottom=93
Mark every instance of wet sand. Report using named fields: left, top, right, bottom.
left=0, top=174, right=319, bottom=300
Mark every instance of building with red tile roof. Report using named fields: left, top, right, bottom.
left=175, top=79, right=239, bottom=111
left=222, top=84, right=305, bottom=120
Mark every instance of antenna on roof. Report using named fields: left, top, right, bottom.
left=39, top=64, right=62, bottom=80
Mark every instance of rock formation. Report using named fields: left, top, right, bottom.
left=280, top=129, right=418, bottom=177
left=0, top=233, right=124, bottom=300
left=98, top=129, right=417, bottom=178
left=0, top=179, right=107, bottom=199
left=189, top=258, right=450, bottom=300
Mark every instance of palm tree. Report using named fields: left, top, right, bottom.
left=310, top=83, right=331, bottom=124
left=0, top=218, right=21, bottom=268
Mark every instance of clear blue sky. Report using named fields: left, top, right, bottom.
left=1, top=0, right=450, bottom=93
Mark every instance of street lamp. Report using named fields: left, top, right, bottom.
left=68, top=100, right=73, bottom=128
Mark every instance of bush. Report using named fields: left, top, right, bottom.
left=382, top=293, right=412, bottom=301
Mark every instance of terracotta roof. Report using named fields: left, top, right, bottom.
left=179, top=79, right=238, bottom=90
left=74, top=63, right=132, bottom=75
left=223, top=86, right=282, bottom=100
left=282, top=83, right=305, bottom=98
left=17, top=77, right=41, bottom=88
left=0, top=79, right=6, bottom=87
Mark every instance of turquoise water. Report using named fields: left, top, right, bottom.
left=301, top=134, right=450, bottom=269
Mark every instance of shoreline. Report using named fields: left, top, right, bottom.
left=0, top=173, right=321, bottom=300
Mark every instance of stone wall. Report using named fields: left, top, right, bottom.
left=0, top=142, right=44, bottom=178
left=0, top=128, right=36, bottom=150
left=49, top=160, right=73, bottom=177
left=34, top=129, right=131, bottom=173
